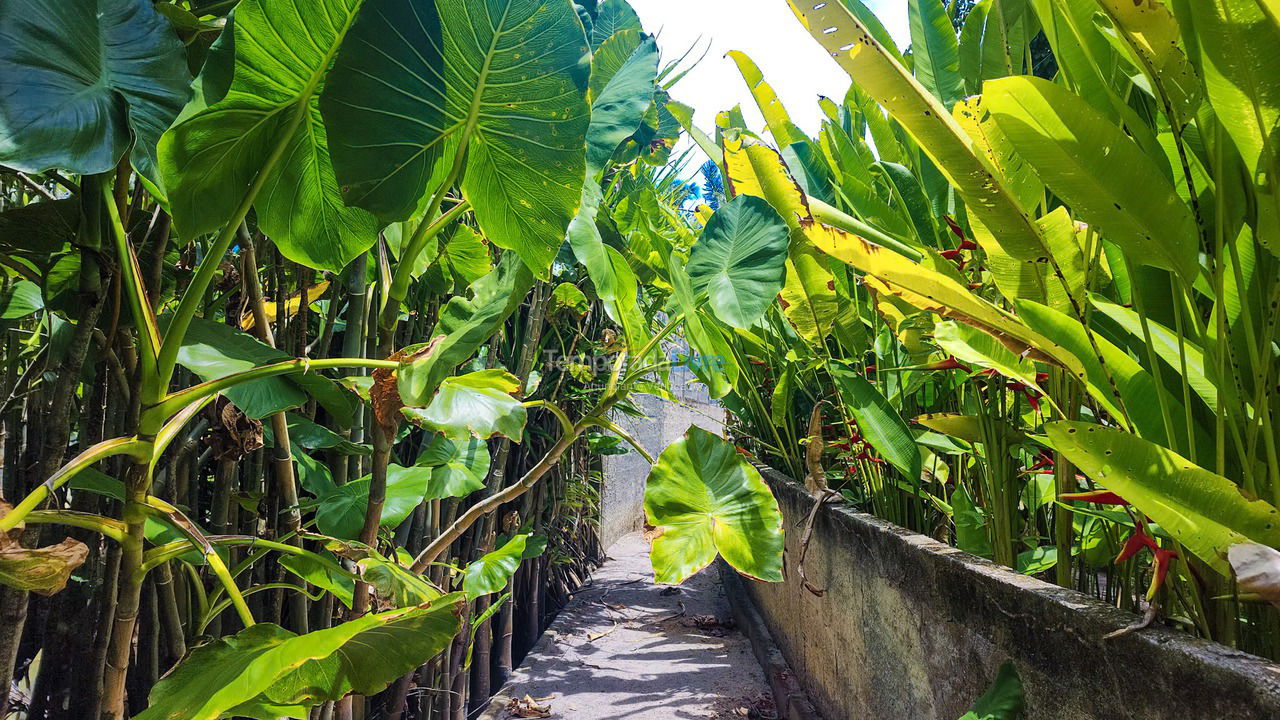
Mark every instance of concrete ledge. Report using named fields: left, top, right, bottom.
left=735, top=466, right=1280, bottom=720
left=719, top=560, right=823, bottom=720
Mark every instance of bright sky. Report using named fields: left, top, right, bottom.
left=630, top=0, right=909, bottom=155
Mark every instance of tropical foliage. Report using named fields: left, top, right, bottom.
left=0, top=0, right=784, bottom=717
left=677, top=0, right=1280, bottom=660
left=2, top=0, right=1280, bottom=716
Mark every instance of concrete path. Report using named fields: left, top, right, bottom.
left=484, top=532, right=774, bottom=719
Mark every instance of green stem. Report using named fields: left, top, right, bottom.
left=146, top=357, right=398, bottom=422
left=153, top=91, right=317, bottom=401
left=0, top=437, right=150, bottom=533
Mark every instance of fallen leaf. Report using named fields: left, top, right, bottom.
left=507, top=694, right=553, bottom=718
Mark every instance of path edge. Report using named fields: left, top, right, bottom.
left=718, top=559, right=824, bottom=720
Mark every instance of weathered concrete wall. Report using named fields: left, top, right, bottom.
left=740, top=467, right=1280, bottom=720
left=598, top=364, right=723, bottom=549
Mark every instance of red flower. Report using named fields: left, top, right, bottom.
left=1060, top=489, right=1128, bottom=506
left=926, top=357, right=970, bottom=372
left=1113, top=524, right=1179, bottom=599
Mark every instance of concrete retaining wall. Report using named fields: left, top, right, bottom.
left=738, top=467, right=1280, bottom=720
left=598, top=369, right=722, bottom=549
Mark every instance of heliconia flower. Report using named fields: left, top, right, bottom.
left=944, top=215, right=965, bottom=240
left=1115, top=527, right=1157, bottom=563
left=1060, top=489, right=1129, bottom=506
left=864, top=365, right=877, bottom=375
left=958, top=239, right=978, bottom=251
left=939, top=249, right=966, bottom=268
left=1147, top=547, right=1179, bottom=600
left=1023, top=455, right=1054, bottom=474
left=1112, top=524, right=1179, bottom=597
left=967, top=283, right=984, bottom=290
left=926, top=357, right=970, bottom=372
left=1035, top=372, right=1050, bottom=384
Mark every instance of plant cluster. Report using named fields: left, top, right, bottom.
left=0, top=0, right=787, bottom=718
left=677, top=0, right=1280, bottom=659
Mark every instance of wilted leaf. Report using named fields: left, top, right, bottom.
left=1228, top=543, right=1280, bottom=608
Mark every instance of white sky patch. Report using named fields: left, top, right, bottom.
left=629, top=0, right=909, bottom=166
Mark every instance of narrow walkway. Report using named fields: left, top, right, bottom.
left=484, top=532, right=773, bottom=719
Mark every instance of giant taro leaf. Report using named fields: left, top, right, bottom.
left=0, top=0, right=191, bottom=182
left=566, top=32, right=658, bottom=348
left=398, top=254, right=534, bottom=406
left=315, top=464, right=435, bottom=539
left=688, top=195, right=789, bottom=329
left=402, top=370, right=527, bottom=442
left=322, top=0, right=590, bottom=274
left=644, top=426, right=783, bottom=584
left=1045, top=421, right=1280, bottom=575
left=591, top=0, right=643, bottom=48
left=463, top=534, right=528, bottom=600
left=137, top=596, right=463, bottom=720
left=416, top=432, right=490, bottom=500
left=159, top=0, right=378, bottom=273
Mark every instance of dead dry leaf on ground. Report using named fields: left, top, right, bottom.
left=507, top=694, right=553, bottom=718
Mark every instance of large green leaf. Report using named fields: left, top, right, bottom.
left=644, top=426, right=783, bottom=584
left=172, top=317, right=356, bottom=423
left=403, top=370, right=526, bottom=441
left=566, top=31, right=657, bottom=347
left=158, top=0, right=378, bottom=273
left=830, top=365, right=923, bottom=483
left=1016, top=299, right=1179, bottom=449
left=416, top=433, right=490, bottom=500
left=1045, top=422, right=1280, bottom=574
left=315, top=464, right=434, bottom=539
left=463, top=534, right=528, bottom=600
left=1177, top=0, right=1280, bottom=182
left=958, top=661, right=1026, bottom=720
left=0, top=281, right=43, bottom=320
left=586, top=34, right=658, bottom=172
left=688, top=196, right=790, bottom=329
left=909, top=0, right=964, bottom=108
left=322, top=0, right=590, bottom=273
left=137, top=596, right=463, bottom=720
left=982, top=76, right=1199, bottom=281
left=666, top=252, right=736, bottom=399
left=398, top=254, right=534, bottom=406
left=0, top=0, right=190, bottom=181
left=591, top=0, right=643, bottom=48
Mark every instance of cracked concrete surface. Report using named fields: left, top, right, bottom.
left=491, top=532, right=772, bottom=719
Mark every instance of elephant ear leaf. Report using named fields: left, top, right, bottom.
left=401, top=370, right=527, bottom=442
left=688, top=195, right=790, bottom=329
left=463, top=534, right=529, bottom=600
left=322, top=0, right=591, bottom=275
left=137, top=597, right=464, bottom=720
left=644, top=426, right=783, bottom=584
left=0, top=0, right=191, bottom=183
left=159, top=0, right=379, bottom=274
left=1046, top=422, right=1280, bottom=575
left=591, top=0, right=643, bottom=48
